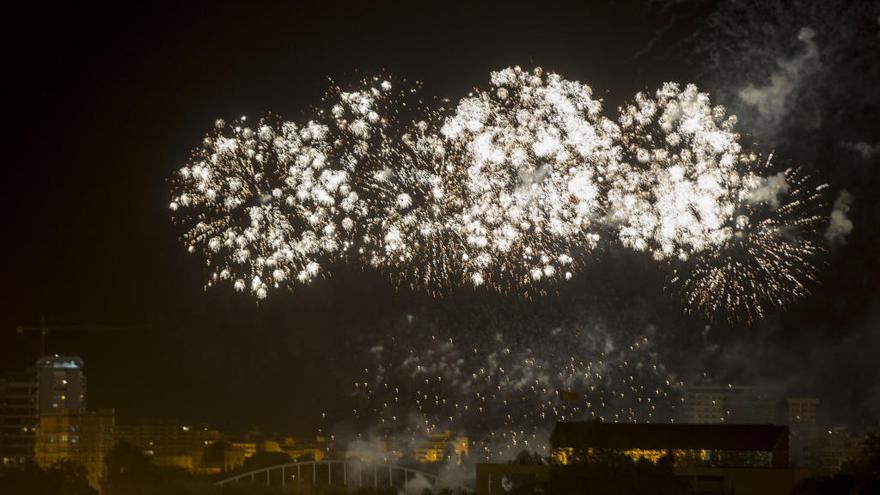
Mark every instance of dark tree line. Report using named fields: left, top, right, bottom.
left=792, top=434, right=880, bottom=495
left=0, top=459, right=96, bottom=495
left=2, top=435, right=877, bottom=494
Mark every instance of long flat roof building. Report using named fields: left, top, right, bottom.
left=550, top=422, right=790, bottom=468
left=476, top=422, right=808, bottom=495
left=0, top=370, right=38, bottom=464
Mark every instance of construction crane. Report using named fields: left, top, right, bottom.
left=15, top=316, right=151, bottom=359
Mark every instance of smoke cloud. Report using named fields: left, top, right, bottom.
left=825, top=189, right=854, bottom=246
left=738, top=27, right=821, bottom=131
left=744, top=171, right=790, bottom=209
left=840, top=141, right=880, bottom=160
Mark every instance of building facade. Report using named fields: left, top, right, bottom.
left=415, top=431, right=469, bottom=463
left=275, top=437, right=327, bottom=462
left=0, top=370, right=39, bottom=464
left=787, top=397, right=819, bottom=425
left=114, top=421, right=221, bottom=472
left=682, top=385, right=780, bottom=424
left=36, top=356, right=87, bottom=414
left=35, top=408, right=114, bottom=489
left=1, top=356, right=89, bottom=465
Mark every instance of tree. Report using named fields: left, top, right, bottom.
left=104, top=441, right=191, bottom=495
left=792, top=434, right=880, bottom=495
left=201, top=440, right=232, bottom=469
left=509, top=450, right=545, bottom=466
left=548, top=449, right=685, bottom=495
left=841, top=433, right=880, bottom=480
left=0, top=460, right=97, bottom=495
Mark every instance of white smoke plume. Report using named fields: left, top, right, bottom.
left=840, top=141, right=880, bottom=160
left=825, top=189, right=854, bottom=246
left=744, top=171, right=790, bottom=209
left=738, top=27, right=821, bottom=129
left=344, top=436, right=396, bottom=464
left=404, top=472, right=435, bottom=494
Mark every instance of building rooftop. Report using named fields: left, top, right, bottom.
left=36, top=356, right=84, bottom=369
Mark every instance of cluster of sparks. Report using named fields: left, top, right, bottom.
left=170, top=66, right=826, bottom=321
left=348, top=320, right=683, bottom=462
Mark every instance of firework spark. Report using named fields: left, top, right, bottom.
left=170, top=77, right=438, bottom=297
left=169, top=67, right=827, bottom=321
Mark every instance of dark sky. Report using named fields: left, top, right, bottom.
left=3, top=1, right=878, bottom=436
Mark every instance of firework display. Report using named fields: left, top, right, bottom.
left=170, top=77, right=441, bottom=296
left=170, top=66, right=827, bottom=321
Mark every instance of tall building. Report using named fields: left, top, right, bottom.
left=787, top=398, right=818, bottom=425
left=35, top=408, right=114, bottom=489
left=682, top=385, right=780, bottom=424
left=786, top=397, right=821, bottom=467
left=36, top=356, right=87, bottom=413
left=2, top=356, right=90, bottom=465
left=0, top=370, right=38, bottom=464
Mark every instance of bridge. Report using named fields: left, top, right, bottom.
left=216, top=459, right=440, bottom=492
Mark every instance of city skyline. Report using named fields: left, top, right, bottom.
left=3, top=0, right=878, bottom=438
left=3, top=351, right=869, bottom=475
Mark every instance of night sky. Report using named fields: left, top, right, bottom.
left=4, top=1, right=879, bottom=437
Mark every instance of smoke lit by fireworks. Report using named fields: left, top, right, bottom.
left=169, top=67, right=827, bottom=322
left=343, top=316, right=683, bottom=462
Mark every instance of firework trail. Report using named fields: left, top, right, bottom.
left=670, top=167, right=827, bottom=323
left=169, top=66, right=827, bottom=322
